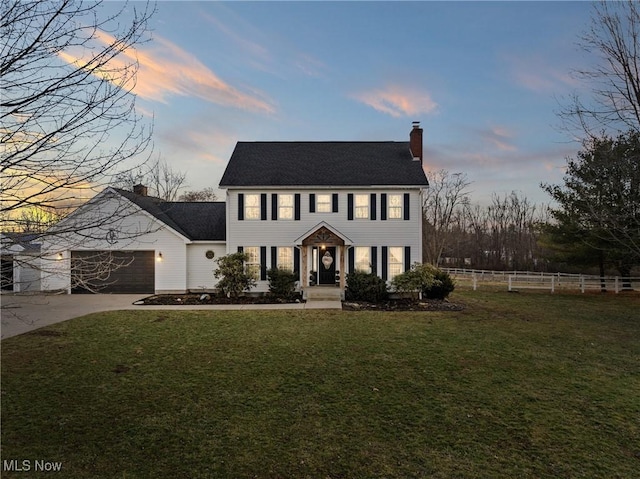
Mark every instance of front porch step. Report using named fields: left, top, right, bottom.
left=304, top=287, right=343, bottom=301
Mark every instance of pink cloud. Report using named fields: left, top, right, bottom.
left=507, top=54, right=579, bottom=93
left=353, top=84, right=438, bottom=118
left=58, top=31, right=275, bottom=114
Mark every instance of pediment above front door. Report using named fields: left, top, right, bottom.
left=294, top=221, right=353, bottom=246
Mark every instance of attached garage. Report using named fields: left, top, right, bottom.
left=71, top=250, right=155, bottom=294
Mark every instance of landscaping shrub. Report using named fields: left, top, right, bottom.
left=346, top=271, right=388, bottom=302
left=424, top=267, right=455, bottom=299
left=391, top=263, right=455, bottom=300
left=267, top=267, right=298, bottom=300
left=214, top=252, right=256, bottom=298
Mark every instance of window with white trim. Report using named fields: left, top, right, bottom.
left=244, top=246, right=260, bottom=280
left=245, top=194, right=260, bottom=220
left=355, top=247, right=371, bottom=273
left=388, top=194, right=403, bottom=219
left=279, top=194, right=293, bottom=220
left=388, top=247, right=403, bottom=280
left=278, top=247, right=293, bottom=272
left=355, top=194, right=369, bottom=219
left=317, top=194, right=331, bottom=213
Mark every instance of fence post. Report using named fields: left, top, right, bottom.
left=508, top=275, right=512, bottom=292
left=580, top=275, right=585, bottom=294
left=472, top=273, right=477, bottom=291
left=551, top=276, right=555, bottom=293
left=615, top=277, right=619, bottom=294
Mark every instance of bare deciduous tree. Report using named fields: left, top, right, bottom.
left=112, top=158, right=187, bottom=201
left=560, top=0, right=640, bottom=137
left=1, top=0, right=155, bottom=291
left=422, top=170, right=471, bottom=266
left=178, top=187, right=218, bottom=202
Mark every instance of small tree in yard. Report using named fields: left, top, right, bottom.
left=214, top=252, right=255, bottom=298
left=267, top=268, right=298, bottom=300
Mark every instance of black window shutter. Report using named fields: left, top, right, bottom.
left=260, top=246, right=267, bottom=280
left=271, top=246, right=277, bottom=270
left=332, top=193, right=339, bottom=213
left=293, top=248, right=300, bottom=274
left=380, top=194, right=387, bottom=220
left=238, top=194, right=244, bottom=221
left=237, top=246, right=244, bottom=253
left=348, top=247, right=355, bottom=273
left=371, top=246, right=377, bottom=275
left=370, top=193, right=377, bottom=220
left=294, top=194, right=301, bottom=220
left=404, top=193, right=410, bottom=220
left=271, top=194, right=278, bottom=220
left=381, top=247, right=388, bottom=280
left=309, top=194, right=316, bottom=213
left=261, top=194, right=267, bottom=221
left=347, top=194, right=354, bottom=220
left=404, top=246, right=411, bottom=272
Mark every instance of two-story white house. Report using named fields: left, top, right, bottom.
left=219, top=122, right=429, bottom=297
left=39, top=123, right=428, bottom=295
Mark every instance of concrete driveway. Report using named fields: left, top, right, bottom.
left=1, top=293, right=342, bottom=340
left=1, top=293, right=148, bottom=340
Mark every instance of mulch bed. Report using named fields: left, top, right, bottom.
left=136, top=293, right=303, bottom=305
left=136, top=294, right=465, bottom=311
left=342, top=298, right=465, bottom=311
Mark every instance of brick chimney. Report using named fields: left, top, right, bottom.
left=409, top=121, right=423, bottom=164
left=133, top=184, right=148, bottom=196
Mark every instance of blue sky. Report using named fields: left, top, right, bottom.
left=104, top=1, right=597, bottom=204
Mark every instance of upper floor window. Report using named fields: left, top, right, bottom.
left=388, top=247, right=403, bottom=280
left=317, top=194, right=331, bottom=213
left=355, top=194, right=369, bottom=219
left=245, top=194, right=260, bottom=220
left=279, top=194, right=293, bottom=220
left=244, top=246, right=260, bottom=279
left=355, top=247, right=371, bottom=273
left=388, top=194, right=403, bottom=219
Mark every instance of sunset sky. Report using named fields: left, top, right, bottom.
left=97, top=1, right=597, bottom=204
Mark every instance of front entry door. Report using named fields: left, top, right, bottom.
left=318, top=247, right=336, bottom=284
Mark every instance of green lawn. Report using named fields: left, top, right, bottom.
left=2, top=290, right=639, bottom=478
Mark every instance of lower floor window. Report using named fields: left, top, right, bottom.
left=278, top=246, right=293, bottom=272
left=388, top=247, right=403, bottom=280
left=244, top=246, right=260, bottom=280
left=355, top=246, right=371, bottom=273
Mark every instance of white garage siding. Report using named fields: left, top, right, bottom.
left=186, top=243, right=226, bottom=291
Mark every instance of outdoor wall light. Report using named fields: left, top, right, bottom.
left=57, top=252, right=63, bottom=260
left=157, top=252, right=163, bottom=262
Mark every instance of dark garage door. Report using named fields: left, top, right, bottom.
left=71, top=251, right=155, bottom=294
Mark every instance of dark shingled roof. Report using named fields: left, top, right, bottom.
left=219, top=142, right=429, bottom=187
left=113, top=189, right=226, bottom=241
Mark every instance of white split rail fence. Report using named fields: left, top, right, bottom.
left=442, top=268, right=640, bottom=294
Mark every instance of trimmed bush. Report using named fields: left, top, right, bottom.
left=346, top=271, right=389, bottom=303
left=267, top=267, right=298, bottom=300
left=424, top=268, right=455, bottom=299
left=391, top=263, right=455, bottom=300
